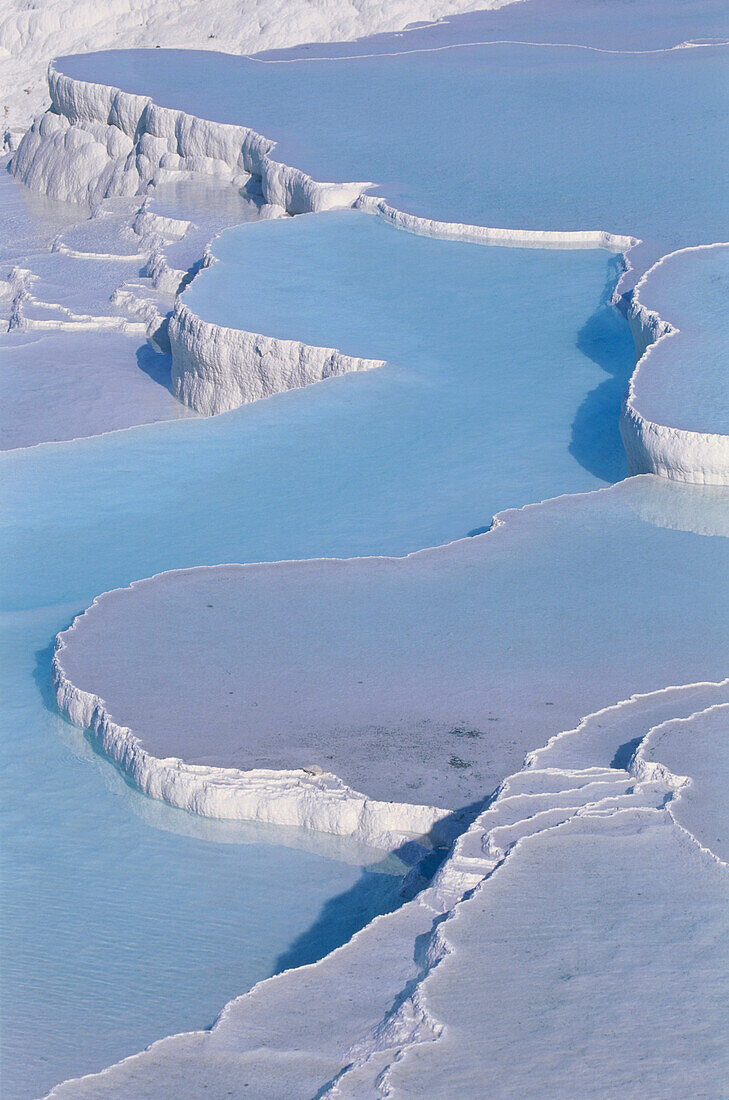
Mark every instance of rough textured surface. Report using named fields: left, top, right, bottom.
left=46, top=678, right=729, bottom=1098
left=621, top=244, right=729, bottom=485
left=168, top=301, right=382, bottom=414
left=11, top=66, right=361, bottom=211
left=4, top=3, right=728, bottom=1096
left=13, top=48, right=723, bottom=469
left=356, top=194, right=634, bottom=252
left=0, top=166, right=266, bottom=447
left=1, top=0, right=508, bottom=136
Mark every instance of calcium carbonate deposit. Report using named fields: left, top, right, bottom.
left=2, top=0, right=728, bottom=1096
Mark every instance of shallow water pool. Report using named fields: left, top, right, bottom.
left=0, top=210, right=632, bottom=1100
left=60, top=23, right=729, bottom=254
left=2, top=238, right=633, bottom=615
left=0, top=603, right=404, bottom=1099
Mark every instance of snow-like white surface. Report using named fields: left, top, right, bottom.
left=0, top=164, right=269, bottom=448
left=354, top=193, right=632, bottom=251
left=638, top=702, right=729, bottom=863
left=621, top=244, right=729, bottom=485
left=45, top=23, right=728, bottom=250
left=0, top=158, right=191, bottom=447
left=0, top=0, right=510, bottom=137
left=3, top=0, right=728, bottom=1094
left=12, top=65, right=266, bottom=207
left=357, top=681, right=729, bottom=1098
left=45, top=675, right=729, bottom=1097
left=381, top=804, right=728, bottom=1097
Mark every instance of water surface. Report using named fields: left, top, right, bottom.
left=60, top=29, right=729, bottom=254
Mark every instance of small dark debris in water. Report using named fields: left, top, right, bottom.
left=206, top=603, right=213, bottom=608
left=448, top=726, right=482, bottom=739
left=449, top=755, right=472, bottom=769
left=545, top=701, right=554, bottom=705
left=487, top=717, right=499, bottom=722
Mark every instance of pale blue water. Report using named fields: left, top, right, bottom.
left=0, top=604, right=405, bottom=1099
left=3, top=242, right=632, bottom=615
left=7, top=3, right=727, bottom=1095
left=0, top=606, right=405, bottom=1100
left=1, top=220, right=630, bottom=1099
left=60, top=24, right=729, bottom=253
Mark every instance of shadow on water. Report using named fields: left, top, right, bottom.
left=270, top=859, right=404, bottom=974
left=33, top=637, right=133, bottom=781
left=569, top=255, right=635, bottom=484
left=35, top=635, right=491, bottom=985
left=135, top=342, right=174, bottom=393
left=271, top=796, right=489, bottom=975
left=33, top=639, right=63, bottom=713
left=611, top=736, right=644, bottom=771
left=34, top=638, right=151, bottom=796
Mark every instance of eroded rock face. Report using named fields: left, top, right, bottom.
left=11, top=66, right=365, bottom=212
left=620, top=244, right=729, bottom=486
left=168, top=302, right=383, bottom=414
left=12, top=67, right=269, bottom=205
